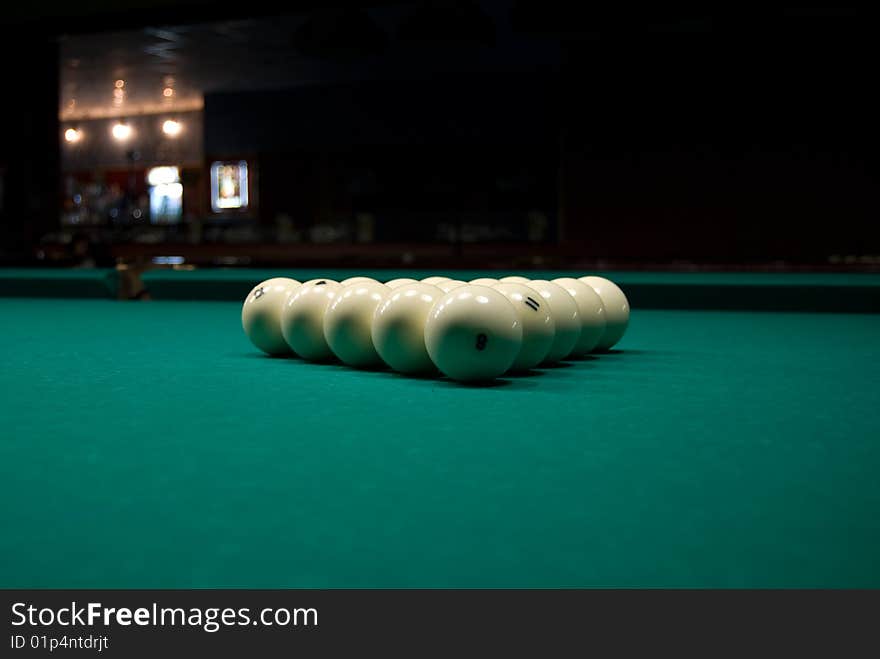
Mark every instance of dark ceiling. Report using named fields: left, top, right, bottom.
left=59, top=2, right=564, bottom=120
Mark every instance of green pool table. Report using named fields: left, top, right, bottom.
left=1, top=270, right=879, bottom=588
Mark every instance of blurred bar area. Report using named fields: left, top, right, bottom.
left=0, top=2, right=877, bottom=274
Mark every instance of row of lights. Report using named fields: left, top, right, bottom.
left=113, top=78, right=175, bottom=104
left=64, top=118, right=183, bottom=144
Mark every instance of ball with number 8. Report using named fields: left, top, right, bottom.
left=424, top=285, right=523, bottom=382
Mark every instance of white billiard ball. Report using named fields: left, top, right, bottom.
left=499, top=275, right=531, bottom=284
left=372, top=283, right=443, bottom=374
left=340, top=276, right=377, bottom=286
left=525, top=280, right=581, bottom=363
left=241, top=277, right=301, bottom=355
left=280, top=279, right=342, bottom=360
left=424, top=285, right=523, bottom=382
left=579, top=276, right=630, bottom=350
left=492, top=282, right=556, bottom=371
left=385, top=277, right=419, bottom=289
left=437, top=280, right=467, bottom=293
left=421, top=276, right=451, bottom=285
left=301, top=278, right=339, bottom=287
left=552, top=277, right=607, bottom=356
left=324, top=281, right=390, bottom=367
left=469, top=277, right=500, bottom=286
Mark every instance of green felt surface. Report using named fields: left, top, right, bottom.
left=140, top=268, right=880, bottom=312
left=0, top=268, right=119, bottom=298
left=141, top=268, right=880, bottom=287
left=1, top=299, right=879, bottom=588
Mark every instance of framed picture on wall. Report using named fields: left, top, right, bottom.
left=210, top=160, right=249, bottom=213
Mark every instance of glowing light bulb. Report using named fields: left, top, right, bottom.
left=64, top=128, right=82, bottom=143
left=112, top=123, right=132, bottom=140
left=162, top=119, right=182, bottom=137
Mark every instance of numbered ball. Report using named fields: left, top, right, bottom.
left=492, top=283, right=556, bottom=371
left=525, top=280, right=581, bottom=363
left=340, top=276, right=378, bottom=286
left=301, top=277, right=339, bottom=287
left=552, top=278, right=606, bottom=355
left=372, top=283, right=443, bottom=374
left=469, top=277, right=500, bottom=286
left=324, top=281, right=390, bottom=368
left=499, top=275, right=531, bottom=284
left=242, top=277, right=301, bottom=355
left=579, top=276, right=630, bottom=350
left=424, top=285, right=523, bottom=382
left=437, top=280, right=467, bottom=293
left=281, top=280, right=342, bottom=360
left=421, top=276, right=451, bottom=285
left=385, top=277, right=419, bottom=289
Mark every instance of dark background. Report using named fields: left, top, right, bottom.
left=0, top=2, right=876, bottom=270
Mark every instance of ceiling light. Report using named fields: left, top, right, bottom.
left=112, top=122, right=132, bottom=140
left=162, top=119, right=182, bottom=137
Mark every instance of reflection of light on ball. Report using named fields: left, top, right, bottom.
left=372, top=283, right=443, bottom=374
left=579, top=276, right=630, bottom=351
left=242, top=278, right=301, bottom=355
left=340, top=276, right=377, bottom=286
left=385, top=278, right=418, bottom=289
left=492, top=282, right=556, bottom=371
left=525, top=280, right=581, bottom=364
left=323, top=282, right=390, bottom=368
left=438, top=280, right=466, bottom=293
left=424, top=285, right=522, bottom=382
left=281, top=280, right=342, bottom=360
left=552, top=278, right=606, bottom=355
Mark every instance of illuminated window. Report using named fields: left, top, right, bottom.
left=210, top=161, right=249, bottom=212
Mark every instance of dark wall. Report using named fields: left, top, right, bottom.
left=205, top=75, right=559, bottom=151
left=201, top=8, right=878, bottom=261
left=205, top=75, right=560, bottom=242
left=0, top=37, right=59, bottom=263
left=558, top=11, right=877, bottom=263
left=3, top=2, right=875, bottom=266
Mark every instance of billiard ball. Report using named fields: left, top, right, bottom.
left=241, top=277, right=301, bottom=355
left=371, top=283, right=443, bottom=374
left=499, top=276, right=531, bottom=284
left=579, top=276, right=630, bottom=350
left=492, top=282, right=556, bottom=371
left=437, top=280, right=467, bottom=293
left=280, top=279, right=342, bottom=360
left=385, top=277, right=419, bottom=289
left=552, top=278, right=606, bottom=355
left=469, top=277, right=500, bottom=286
left=323, top=281, right=390, bottom=368
left=525, top=280, right=581, bottom=363
left=340, top=276, right=378, bottom=286
left=301, top=278, right=339, bottom=287
left=424, top=285, right=523, bottom=382
left=422, top=276, right=451, bottom=285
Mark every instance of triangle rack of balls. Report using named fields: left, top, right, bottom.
left=241, top=275, right=629, bottom=383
